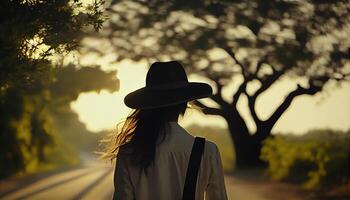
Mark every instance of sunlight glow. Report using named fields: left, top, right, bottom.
left=70, top=60, right=148, bottom=132
left=70, top=58, right=350, bottom=134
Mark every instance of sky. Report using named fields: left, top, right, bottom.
left=70, top=58, right=350, bottom=134
left=65, top=3, right=350, bottom=135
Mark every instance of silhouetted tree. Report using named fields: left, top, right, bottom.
left=91, top=0, right=350, bottom=167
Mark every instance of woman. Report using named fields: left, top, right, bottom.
left=108, top=61, right=227, bottom=200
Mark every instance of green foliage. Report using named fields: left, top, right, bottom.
left=0, top=0, right=106, bottom=91
left=0, top=63, right=119, bottom=179
left=260, top=129, right=350, bottom=189
left=185, top=124, right=235, bottom=172
left=50, top=64, right=119, bottom=102
left=0, top=88, right=64, bottom=178
left=0, top=0, right=120, bottom=179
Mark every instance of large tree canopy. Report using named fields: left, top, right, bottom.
left=92, top=0, right=350, bottom=167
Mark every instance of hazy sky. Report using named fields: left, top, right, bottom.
left=70, top=59, right=350, bottom=134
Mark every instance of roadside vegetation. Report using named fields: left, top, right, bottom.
left=261, top=129, right=350, bottom=191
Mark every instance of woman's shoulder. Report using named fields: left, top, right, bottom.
left=203, top=139, right=219, bottom=156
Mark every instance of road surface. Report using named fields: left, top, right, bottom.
left=0, top=164, right=114, bottom=200
left=0, top=164, right=310, bottom=200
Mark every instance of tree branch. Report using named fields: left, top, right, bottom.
left=253, top=56, right=267, bottom=79
left=232, top=79, right=248, bottom=106
left=192, top=100, right=224, bottom=116
left=253, top=68, right=285, bottom=98
left=262, top=84, right=322, bottom=136
left=210, top=77, right=230, bottom=107
left=222, top=46, right=249, bottom=79
left=221, top=46, right=252, bottom=106
left=244, top=92, right=262, bottom=126
left=231, top=56, right=267, bottom=106
left=197, top=59, right=231, bottom=108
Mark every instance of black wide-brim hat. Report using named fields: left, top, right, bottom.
left=124, top=61, right=213, bottom=109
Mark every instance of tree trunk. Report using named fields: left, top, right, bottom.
left=224, top=111, right=266, bottom=169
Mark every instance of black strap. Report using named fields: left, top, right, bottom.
left=182, top=137, right=205, bottom=200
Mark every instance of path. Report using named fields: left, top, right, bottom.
left=0, top=164, right=311, bottom=200
left=225, top=175, right=311, bottom=200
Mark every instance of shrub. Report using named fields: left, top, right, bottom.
left=260, top=129, right=350, bottom=189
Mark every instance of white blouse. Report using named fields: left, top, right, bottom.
left=113, top=122, right=228, bottom=200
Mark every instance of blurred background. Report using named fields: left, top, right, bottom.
left=0, top=0, right=349, bottom=199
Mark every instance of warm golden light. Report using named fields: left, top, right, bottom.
left=70, top=59, right=350, bottom=134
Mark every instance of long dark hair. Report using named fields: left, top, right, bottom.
left=102, top=102, right=187, bottom=172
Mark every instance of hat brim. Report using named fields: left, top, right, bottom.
left=124, top=82, right=212, bottom=109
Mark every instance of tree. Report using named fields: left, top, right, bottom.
left=0, top=0, right=105, bottom=91
left=90, top=0, right=350, bottom=167
left=0, top=62, right=119, bottom=178
left=0, top=0, right=120, bottom=178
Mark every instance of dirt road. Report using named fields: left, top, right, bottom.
left=0, top=164, right=312, bottom=200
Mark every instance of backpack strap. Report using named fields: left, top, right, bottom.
left=182, top=137, right=206, bottom=200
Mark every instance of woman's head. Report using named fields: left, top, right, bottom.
left=102, top=61, right=212, bottom=172
left=124, top=61, right=212, bottom=109
left=103, top=102, right=187, bottom=173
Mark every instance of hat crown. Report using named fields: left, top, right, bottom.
left=124, top=60, right=212, bottom=109
left=146, top=61, right=188, bottom=87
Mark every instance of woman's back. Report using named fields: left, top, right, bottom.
left=114, top=122, right=227, bottom=200
left=112, top=61, right=227, bottom=199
